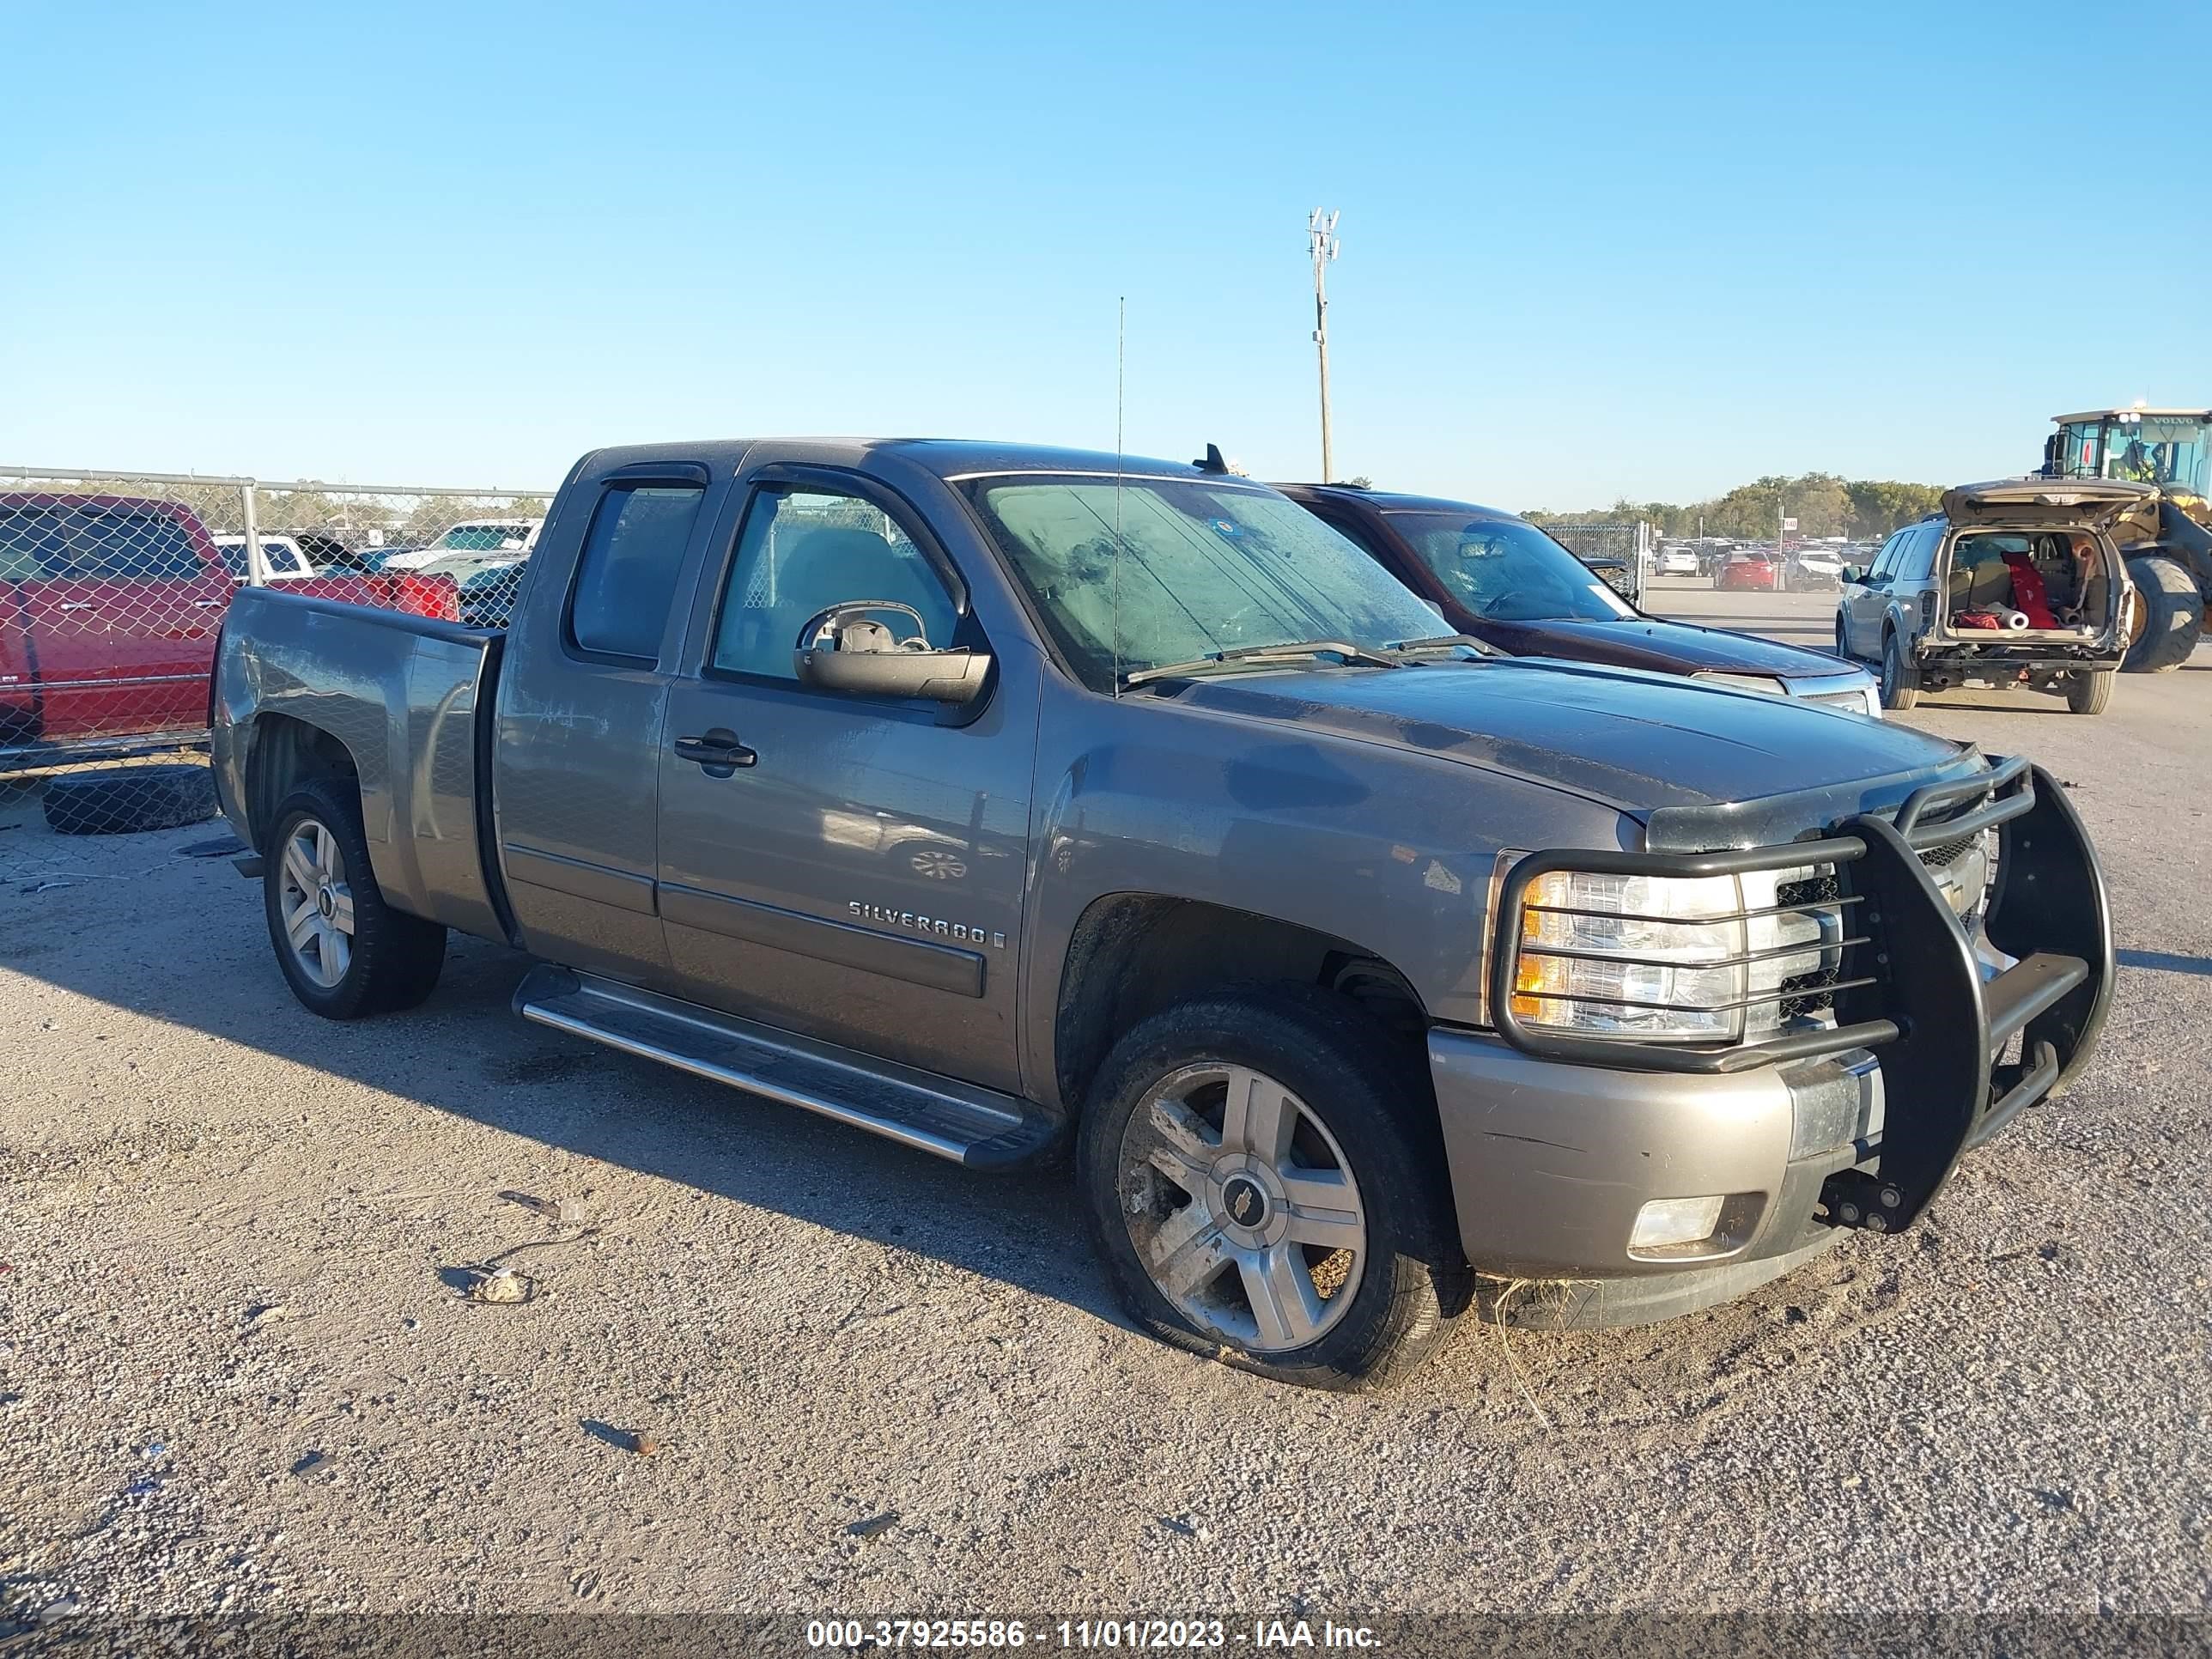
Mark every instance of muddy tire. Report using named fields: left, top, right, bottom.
left=2121, top=555, right=2201, bottom=672
left=264, top=778, right=446, bottom=1019
left=1879, top=629, right=1920, bottom=711
left=41, top=763, right=216, bottom=836
left=2064, top=670, right=2114, bottom=715
left=1076, top=984, right=1469, bottom=1392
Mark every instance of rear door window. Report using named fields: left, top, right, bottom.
left=567, top=485, right=705, bottom=661
left=1, top=506, right=204, bottom=580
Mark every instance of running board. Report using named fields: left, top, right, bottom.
left=511, top=966, right=1062, bottom=1170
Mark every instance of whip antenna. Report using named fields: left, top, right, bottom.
left=1112, top=295, right=1125, bottom=699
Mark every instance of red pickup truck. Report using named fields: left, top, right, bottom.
left=1, top=492, right=459, bottom=769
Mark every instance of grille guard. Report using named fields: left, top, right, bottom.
left=1488, top=757, right=2114, bottom=1233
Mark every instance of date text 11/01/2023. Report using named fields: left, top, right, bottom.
left=804, top=1620, right=1382, bottom=1650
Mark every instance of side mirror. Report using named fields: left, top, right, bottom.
left=793, top=601, right=992, bottom=706
left=1838, top=565, right=1863, bottom=586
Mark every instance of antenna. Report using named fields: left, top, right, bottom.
left=1112, top=295, right=1125, bottom=699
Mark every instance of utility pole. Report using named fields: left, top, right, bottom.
left=1308, top=209, right=1340, bottom=483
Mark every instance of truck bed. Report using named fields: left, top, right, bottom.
left=210, top=586, right=509, bottom=944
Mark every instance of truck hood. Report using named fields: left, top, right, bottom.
left=1943, top=477, right=2157, bottom=529
left=1170, top=659, right=1964, bottom=819
left=1495, top=617, right=1858, bottom=683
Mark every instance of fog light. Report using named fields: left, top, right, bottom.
left=1630, top=1194, right=1726, bottom=1251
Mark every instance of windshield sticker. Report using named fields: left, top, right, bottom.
left=1207, top=517, right=1244, bottom=538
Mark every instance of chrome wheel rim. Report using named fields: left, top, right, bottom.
left=278, top=818, right=354, bottom=988
left=1115, top=1063, right=1367, bottom=1354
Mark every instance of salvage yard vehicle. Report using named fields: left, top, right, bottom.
left=1283, top=484, right=1879, bottom=715
left=1835, top=478, right=2140, bottom=715
left=210, top=439, right=2113, bottom=1389
left=1, top=491, right=463, bottom=780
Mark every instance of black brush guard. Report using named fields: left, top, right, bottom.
left=1488, top=757, right=2113, bottom=1234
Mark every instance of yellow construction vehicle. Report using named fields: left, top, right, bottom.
left=2042, top=406, right=2212, bottom=671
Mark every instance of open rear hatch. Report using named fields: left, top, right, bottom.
left=1942, top=477, right=2157, bottom=530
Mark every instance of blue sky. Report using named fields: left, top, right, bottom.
left=4, top=0, right=2206, bottom=507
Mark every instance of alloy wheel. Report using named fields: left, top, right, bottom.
left=277, top=817, right=356, bottom=988
left=1115, top=1063, right=1368, bottom=1352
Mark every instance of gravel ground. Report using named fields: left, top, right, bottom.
left=2, top=589, right=2208, bottom=1631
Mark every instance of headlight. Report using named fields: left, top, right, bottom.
left=1861, top=684, right=1883, bottom=719
left=1692, top=672, right=1788, bottom=697
left=1501, top=860, right=1839, bottom=1043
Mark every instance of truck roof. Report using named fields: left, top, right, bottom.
left=2051, top=408, right=2212, bottom=423
left=577, top=438, right=1249, bottom=486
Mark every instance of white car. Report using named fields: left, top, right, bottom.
left=211, top=534, right=318, bottom=581
left=1656, top=545, right=1700, bottom=577
left=379, top=518, right=544, bottom=571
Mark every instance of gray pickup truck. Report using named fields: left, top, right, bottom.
left=210, top=439, right=2114, bottom=1390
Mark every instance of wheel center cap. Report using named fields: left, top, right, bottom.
left=1221, top=1175, right=1269, bottom=1230
left=317, top=885, right=335, bottom=919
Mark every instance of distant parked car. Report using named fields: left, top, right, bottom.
left=1656, top=544, right=1700, bottom=578
left=212, top=534, right=319, bottom=581
left=378, top=518, right=543, bottom=571
left=411, top=550, right=529, bottom=629
left=1717, top=550, right=1781, bottom=592
left=1278, top=485, right=1880, bottom=714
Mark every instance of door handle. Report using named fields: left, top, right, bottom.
left=59, top=602, right=97, bottom=612
left=193, top=599, right=224, bottom=608
left=672, top=729, right=757, bottom=775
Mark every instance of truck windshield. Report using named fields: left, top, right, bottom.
left=963, top=476, right=1446, bottom=690
left=1386, top=512, right=1635, bottom=623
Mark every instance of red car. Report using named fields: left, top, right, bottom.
left=1715, top=550, right=1782, bottom=592
left=1, top=492, right=459, bottom=769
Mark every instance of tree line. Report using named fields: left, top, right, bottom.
left=1522, top=473, right=1944, bottom=543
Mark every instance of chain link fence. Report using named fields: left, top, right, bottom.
left=1541, top=520, right=1652, bottom=603
left=0, top=466, right=549, bottom=847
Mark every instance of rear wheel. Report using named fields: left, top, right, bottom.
left=2121, top=554, right=2202, bottom=672
left=1879, top=629, right=1920, bottom=711
left=264, top=779, right=446, bottom=1019
left=1077, top=986, right=1468, bottom=1391
left=2064, top=670, right=2114, bottom=715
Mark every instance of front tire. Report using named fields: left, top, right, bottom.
left=2120, top=554, right=2202, bottom=672
left=2065, top=669, right=2114, bottom=715
left=1076, top=986, right=1468, bottom=1391
left=264, top=779, right=447, bottom=1020
left=1879, top=629, right=1921, bottom=711
left=1833, top=617, right=1853, bottom=661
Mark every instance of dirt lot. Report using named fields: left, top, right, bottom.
left=3, top=586, right=2209, bottom=1630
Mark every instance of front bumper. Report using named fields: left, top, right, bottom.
left=1431, top=758, right=2112, bottom=1317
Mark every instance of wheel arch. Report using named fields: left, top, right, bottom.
left=1045, top=891, right=1430, bottom=1119
left=243, top=712, right=362, bottom=854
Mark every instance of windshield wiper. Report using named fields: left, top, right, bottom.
left=1121, top=639, right=1404, bottom=689
left=1385, top=633, right=1502, bottom=658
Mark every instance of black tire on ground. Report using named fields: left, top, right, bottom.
left=2065, top=670, right=2114, bottom=715
left=1879, top=629, right=1920, bottom=711
left=1076, top=983, right=1471, bottom=1392
left=1834, top=617, right=1853, bottom=661
left=41, top=763, right=216, bottom=836
left=2120, top=554, right=2202, bottom=673
left=263, top=777, right=447, bottom=1020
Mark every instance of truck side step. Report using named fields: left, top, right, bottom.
left=511, top=966, right=1063, bottom=1170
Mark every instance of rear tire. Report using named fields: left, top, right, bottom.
left=1076, top=984, right=1469, bottom=1392
left=1879, top=629, right=1920, bottom=711
left=264, top=778, right=446, bottom=1020
left=2065, top=670, right=2114, bottom=715
left=2120, top=554, right=2201, bottom=672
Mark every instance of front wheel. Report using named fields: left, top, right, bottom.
left=2120, top=554, right=2202, bottom=672
left=264, top=779, right=447, bottom=1019
left=1879, top=629, right=1921, bottom=711
left=2065, top=669, right=2114, bottom=715
left=1077, top=986, right=1469, bottom=1391
left=1833, top=617, right=1853, bottom=661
